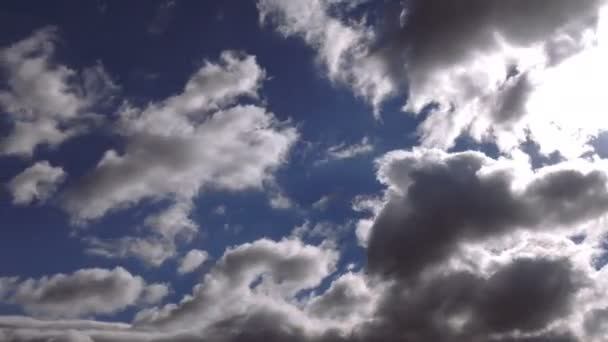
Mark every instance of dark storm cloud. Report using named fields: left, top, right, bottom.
left=368, top=149, right=608, bottom=279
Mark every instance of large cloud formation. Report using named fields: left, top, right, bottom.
left=59, top=50, right=298, bottom=266
left=3, top=2, right=608, bottom=342
left=260, top=0, right=608, bottom=158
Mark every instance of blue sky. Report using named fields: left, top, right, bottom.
left=1, top=1, right=608, bottom=341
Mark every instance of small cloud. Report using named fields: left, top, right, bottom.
left=177, top=249, right=209, bottom=275
left=318, top=136, right=374, bottom=165
left=269, top=191, right=293, bottom=210
left=312, top=194, right=333, bottom=211
left=213, top=205, right=227, bottom=215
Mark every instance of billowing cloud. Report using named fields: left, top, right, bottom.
left=57, top=51, right=297, bottom=267
left=0, top=267, right=166, bottom=319
left=0, top=233, right=606, bottom=341
left=177, top=249, right=208, bottom=275
left=135, top=238, right=338, bottom=332
left=322, top=136, right=374, bottom=163
left=7, top=161, right=66, bottom=205
left=0, top=27, right=117, bottom=157
left=397, top=0, right=608, bottom=157
left=62, top=51, right=296, bottom=223
left=259, top=0, right=608, bottom=158
left=369, top=148, right=608, bottom=278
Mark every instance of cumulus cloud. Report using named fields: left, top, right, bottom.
left=177, top=249, right=208, bottom=275
left=0, top=267, right=165, bottom=319
left=4, top=3, right=608, bottom=342
left=134, top=238, right=338, bottom=331
left=368, top=148, right=608, bottom=278
left=260, top=0, right=608, bottom=158
left=7, top=161, right=66, bottom=205
left=55, top=51, right=297, bottom=266
left=0, top=27, right=117, bottom=157
left=0, top=233, right=607, bottom=341
left=62, top=51, right=296, bottom=223
left=399, top=0, right=608, bottom=157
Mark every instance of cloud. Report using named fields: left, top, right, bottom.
left=0, top=27, right=117, bottom=157
left=368, top=148, right=608, bottom=279
left=1, top=232, right=607, bottom=341
left=323, top=136, right=374, bottom=162
left=258, top=0, right=398, bottom=115
left=312, top=194, right=332, bottom=211
left=259, top=0, right=608, bottom=158
left=7, top=161, right=66, bottom=205
left=177, top=249, right=208, bottom=275
left=62, top=51, right=297, bottom=223
left=268, top=191, right=294, bottom=210
left=0, top=267, right=165, bottom=319
left=84, top=236, right=176, bottom=268
left=402, top=0, right=608, bottom=157
left=135, top=238, right=338, bottom=332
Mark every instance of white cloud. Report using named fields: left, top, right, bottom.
left=177, top=249, right=208, bottom=275
left=268, top=191, right=294, bottom=210
left=0, top=267, right=164, bottom=319
left=324, top=136, right=373, bottom=162
left=0, top=27, right=117, bottom=157
left=84, top=236, right=176, bottom=268
left=62, top=51, right=297, bottom=223
left=134, top=238, right=339, bottom=334
left=7, top=161, right=66, bottom=205
left=312, top=194, right=332, bottom=211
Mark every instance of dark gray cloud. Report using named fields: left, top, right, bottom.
left=379, top=0, right=601, bottom=86
left=368, top=149, right=608, bottom=279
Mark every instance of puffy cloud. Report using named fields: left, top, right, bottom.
left=62, top=51, right=297, bottom=224
left=57, top=51, right=297, bottom=267
left=7, top=161, right=65, bottom=205
left=135, top=238, right=339, bottom=332
left=381, top=0, right=607, bottom=156
left=177, top=249, right=208, bottom=275
left=305, top=272, right=375, bottom=324
left=0, top=27, right=117, bottom=157
left=368, top=148, right=608, bottom=279
left=0, top=267, right=165, bottom=319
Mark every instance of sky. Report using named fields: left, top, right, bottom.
left=1, top=0, right=608, bottom=341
